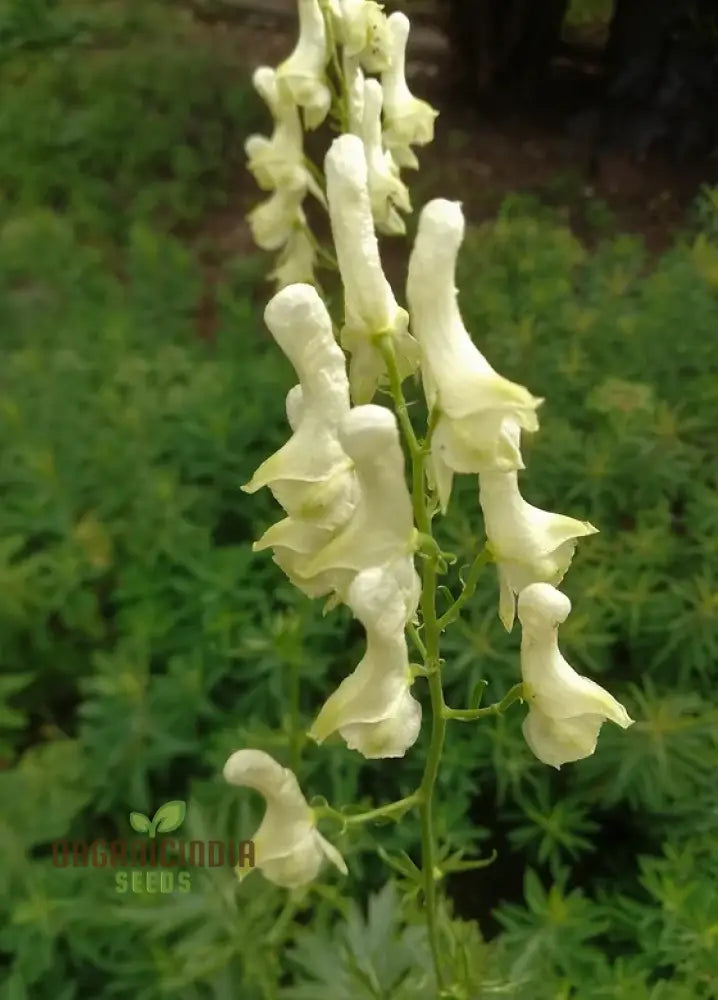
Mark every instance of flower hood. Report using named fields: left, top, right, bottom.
left=479, top=423, right=598, bottom=630
left=223, top=749, right=347, bottom=887
left=242, top=283, right=357, bottom=530
left=276, top=0, right=331, bottom=129
left=296, top=403, right=417, bottom=580
left=381, top=12, right=438, bottom=159
left=360, top=77, right=412, bottom=236
left=308, top=564, right=422, bottom=758
left=406, top=198, right=543, bottom=509
left=517, top=583, right=634, bottom=768
left=325, top=133, right=419, bottom=403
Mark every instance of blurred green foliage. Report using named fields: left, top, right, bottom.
left=1, top=1, right=717, bottom=998
left=0, top=0, right=259, bottom=238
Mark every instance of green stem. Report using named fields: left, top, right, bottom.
left=437, top=544, right=492, bottom=630
left=380, top=334, right=446, bottom=992
left=443, top=682, right=525, bottom=722
left=316, top=793, right=420, bottom=827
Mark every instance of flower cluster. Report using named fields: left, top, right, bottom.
left=245, top=0, right=437, bottom=290
left=227, top=0, right=634, bottom=891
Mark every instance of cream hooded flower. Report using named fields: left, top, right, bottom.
left=406, top=199, right=543, bottom=511
left=246, top=67, right=325, bottom=205
left=242, top=283, right=357, bottom=529
left=276, top=0, right=331, bottom=129
left=360, top=78, right=412, bottom=236
left=295, top=403, right=417, bottom=585
left=247, top=185, right=307, bottom=252
left=325, top=134, right=419, bottom=403
left=309, top=564, right=421, bottom=758
left=336, top=0, right=392, bottom=73
left=381, top=12, right=438, bottom=168
left=480, top=421, right=598, bottom=631
left=268, top=225, right=317, bottom=289
left=517, top=584, right=634, bottom=769
left=223, top=749, right=347, bottom=888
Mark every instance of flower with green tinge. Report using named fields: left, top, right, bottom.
left=343, top=51, right=365, bottom=135
left=309, top=563, right=421, bottom=758
left=268, top=225, right=317, bottom=289
left=360, top=78, right=412, bottom=235
left=336, top=0, right=392, bottom=73
left=479, top=421, right=599, bottom=631
left=517, top=583, right=634, bottom=769
left=277, top=0, right=331, bottom=129
left=246, top=67, right=325, bottom=204
left=296, top=403, right=417, bottom=584
left=247, top=184, right=307, bottom=252
left=242, top=283, right=357, bottom=529
left=381, top=12, right=438, bottom=169
left=325, top=133, right=419, bottom=403
left=223, top=749, right=347, bottom=887
left=406, top=198, right=543, bottom=511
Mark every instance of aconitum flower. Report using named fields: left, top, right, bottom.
left=246, top=67, right=325, bottom=204
left=360, top=78, right=411, bottom=235
left=381, top=12, right=438, bottom=168
left=517, top=584, right=634, bottom=769
left=325, top=134, right=419, bottom=403
left=406, top=198, right=543, bottom=511
left=479, top=421, right=598, bottom=631
left=223, top=749, right=347, bottom=887
left=242, top=283, right=357, bottom=530
left=337, top=0, right=392, bottom=73
left=296, top=403, right=417, bottom=584
left=268, top=225, right=317, bottom=289
left=247, top=185, right=307, bottom=252
left=276, top=0, right=331, bottom=129
left=309, top=564, right=421, bottom=758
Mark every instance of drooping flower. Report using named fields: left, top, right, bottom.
left=309, top=563, right=421, bottom=758
left=337, top=0, right=392, bottom=73
left=295, top=403, right=417, bottom=584
left=223, top=749, right=347, bottom=887
left=479, top=421, right=599, bottom=631
left=381, top=12, right=438, bottom=168
left=242, top=283, right=357, bottom=529
left=360, top=78, right=411, bottom=235
left=276, top=0, right=331, bottom=129
left=247, top=185, right=307, bottom=252
left=406, top=198, right=543, bottom=510
left=517, top=583, right=634, bottom=769
left=268, top=225, right=317, bottom=289
left=325, top=134, right=419, bottom=403
left=246, top=67, right=325, bottom=205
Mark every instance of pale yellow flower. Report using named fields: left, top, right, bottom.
left=223, top=749, right=347, bottom=887
left=517, top=584, right=634, bottom=769
left=360, top=78, right=411, bottom=235
left=407, top=199, right=543, bottom=510
left=277, top=0, right=331, bottom=129
left=479, top=421, right=598, bottom=631
left=325, top=134, right=419, bottom=403
left=309, top=564, right=421, bottom=758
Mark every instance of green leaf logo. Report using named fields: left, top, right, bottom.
left=129, top=811, right=151, bottom=834
left=129, top=801, right=186, bottom=838
left=149, top=800, right=186, bottom=837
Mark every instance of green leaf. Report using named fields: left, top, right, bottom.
left=150, top=799, right=186, bottom=835
left=129, top=811, right=151, bottom=834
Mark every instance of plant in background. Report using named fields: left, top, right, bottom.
left=236, top=3, right=634, bottom=994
